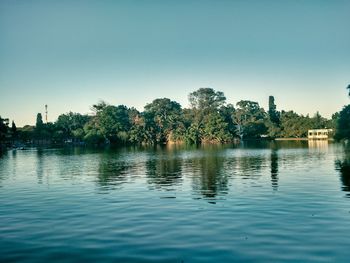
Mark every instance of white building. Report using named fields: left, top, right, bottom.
left=308, top=129, right=333, bottom=140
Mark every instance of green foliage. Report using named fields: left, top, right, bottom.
left=5, top=88, right=340, bottom=147
left=219, top=104, right=237, bottom=136
left=335, top=105, right=350, bottom=141
left=243, top=121, right=268, bottom=139
left=18, top=125, right=34, bottom=142
left=11, top=121, right=17, bottom=139
left=34, top=113, right=44, bottom=139
left=144, top=98, right=184, bottom=144
left=83, top=118, right=105, bottom=145
left=36, top=113, right=44, bottom=128
left=56, top=112, right=90, bottom=140
left=279, top=111, right=308, bottom=137
left=202, top=113, right=232, bottom=143
left=185, top=123, right=202, bottom=144
left=189, top=88, right=226, bottom=111
left=185, top=88, right=237, bottom=143
left=96, top=105, right=131, bottom=144
left=91, top=100, right=108, bottom=113
left=267, top=96, right=281, bottom=138
left=265, top=120, right=281, bottom=138
left=333, top=85, right=350, bottom=141
left=235, top=100, right=268, bottom=139
left=310, top=112, right=328, bottom=129
left=0, top=116, right=9, bottom=144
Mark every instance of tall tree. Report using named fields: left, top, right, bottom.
left=96, top=105, right=131, bottom=144
left=334, top=85, right=350, bottom=141
left=279, top=111, right=312, bottom=138
left=144, top=98, right=183, bottom=143
left=36, top=113, right=44, bottom=129
left=235, top=100, right=267, bottom=138
left=335, top=105, right=350, bottom=141
left=186, top=88, right=234, bottom=143
left=56, top=112, right=90, bottom=140
left=11, top=121, right=17, bottom=140
left=189, top=87, right=226, bottom=115
left=268, top=96, right=280, bottom=126
left=310, top=111, right=327, bottom=129
left=34, top=113, right=44, bottom=139
left=0, top=116, right=9, bottom=144
left=91, top=100, right=108, bottom=113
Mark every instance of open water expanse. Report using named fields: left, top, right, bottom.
left=1, top=141, right=350, bottom=262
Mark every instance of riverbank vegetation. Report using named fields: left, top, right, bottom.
left=1, top=86, right=348, bottom=148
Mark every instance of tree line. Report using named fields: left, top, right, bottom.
left=1, top=86, right=349, bottom=148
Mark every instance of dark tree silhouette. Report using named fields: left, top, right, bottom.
left=0, top=116, right=9, bottom=144
left=335, top=105, right=350, bottom=141
left=268, top=96, right=280, bottom=126
left=11, top=121, right=17, bottom=140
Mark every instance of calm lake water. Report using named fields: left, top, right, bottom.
left=1, top=141, right=350, bottom=262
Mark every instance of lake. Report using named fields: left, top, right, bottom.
left=1, top=141, right=350, bottom=262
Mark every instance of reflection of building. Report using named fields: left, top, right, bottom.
left=308, top=140, right=329, bottom=148
left=308, top=129, right=333, bottom=140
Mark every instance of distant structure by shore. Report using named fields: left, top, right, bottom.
left=308, top=129, right=333, bottom=140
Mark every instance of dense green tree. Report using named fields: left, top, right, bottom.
left=189, top=87, right=226, bottom=117
left=279, top=111, right=310, bottom=138
left=219, top=104, right=237, bottom=139
left=330, top=112, right=339, bottom=129
left=268, top=96, right=280, bottom=125
left=310, top=111, right=328, bottom=129
left=235, top=100, right=267, bottom=138
left=56, top=112, right=90, bottom=141
left=334, top=105, right=350, bottom=141
left=235, top=101, right=265, bottom=122
left=18, top=125, right=35, bottom=142
left=96, top=105, right=131, bottom=144
left=144, top=98, right=184, bottom=143
left=82, top=117, right=104, bottom=145
left=3, top=87, right=339, bottom=146
left=34, top=113, right=46, bottom=140
left=127, top=107, right=147, bottom=144
left=11, top=121, right=17, bottom=140
left=35, top=113, right=44, bottom=130
left=0, top=116, right=9, bottom=145
left=202, top=112, right=232, bottom=143
left=185, top=123, right=202, bottom=144
left=334, top=85, right=350, bottom=141
left=266, top=96, right=281, bottom=138
left=91, top=100, right=108, bottom=113
left=186, top=88, right=237, bottom=143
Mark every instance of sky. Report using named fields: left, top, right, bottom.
left=0, top=0, right=349, bottom=126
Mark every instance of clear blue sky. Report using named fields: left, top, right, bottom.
left=0, top=0, right=349, bottom=126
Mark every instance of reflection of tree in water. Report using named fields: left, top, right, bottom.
left=270, top=141, right=279, bottom=191
left=335, top=146, right=350, bottom=196
left=236, top=156, right=263, bottom=178
left=97, top=154, right=131, bottom=189
left=146, top=153, right=182, bottom=191
left=0, top=151, right=9, bottom=187
left=190, top=154, right=228, bottom=200
left=270, top=151, right=279, bottom=191
left=36, top=148, right=44, bottom=184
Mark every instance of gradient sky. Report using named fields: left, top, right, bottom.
left=0, top=0, right=349, bottom=126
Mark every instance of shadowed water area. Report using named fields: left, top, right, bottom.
left=1, top=141, right=350, bottom=262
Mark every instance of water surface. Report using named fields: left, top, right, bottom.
left=1, top=141, right=350, bottom=262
